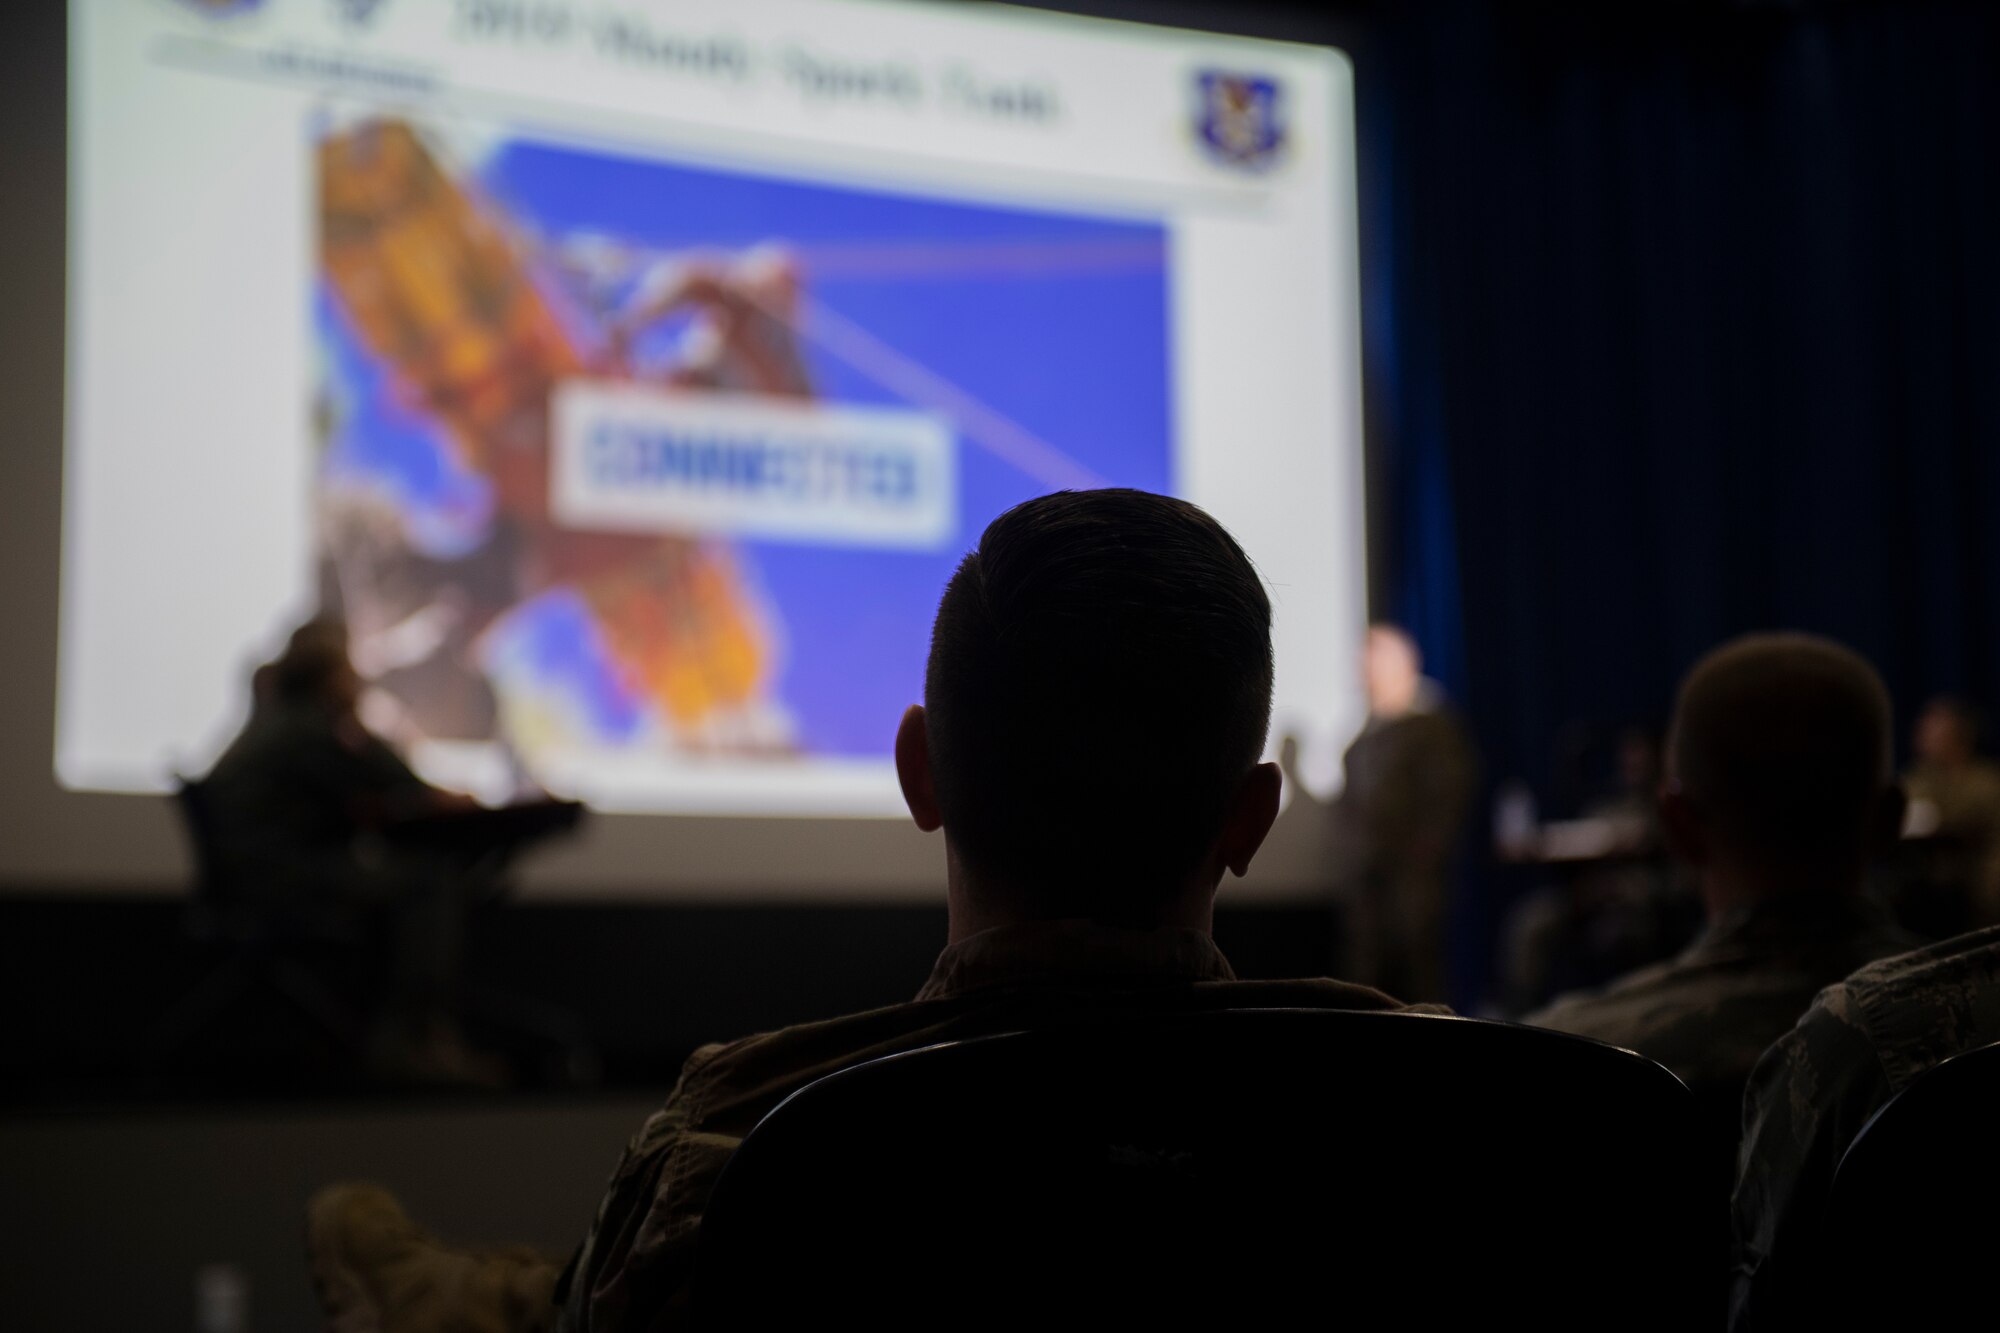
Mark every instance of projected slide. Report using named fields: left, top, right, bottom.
left=315, top=117, right=1167, bottom=799
left=60, top=0, right=1365, bottom=817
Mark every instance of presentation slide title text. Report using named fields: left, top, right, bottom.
left=451, top=0, right=1065, bottom=122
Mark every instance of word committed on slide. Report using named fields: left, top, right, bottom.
left=552, top=381, right=957, bottom=549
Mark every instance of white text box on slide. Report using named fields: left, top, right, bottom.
left=551, top=382, right=957, bottom=549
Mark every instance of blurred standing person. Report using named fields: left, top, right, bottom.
left=1898, top=695, right=2000, bottom=934
left=1322, top=625, right=1476, bottom=1002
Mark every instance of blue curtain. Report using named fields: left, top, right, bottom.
left=1358, top=0, right=2000, bottom=999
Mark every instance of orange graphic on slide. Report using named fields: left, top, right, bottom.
left=317, top=118, right=784, bottom=737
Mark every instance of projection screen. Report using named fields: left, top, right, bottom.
left=20, top=0, right=1365, bottom=897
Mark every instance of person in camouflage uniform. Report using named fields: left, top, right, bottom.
left=1730, top=923, right=2000, bottom=1330
left=306, top=490, right=1437, bottom=1333
left=1526, top=634, right=1915, bottom=1105
left=1525, top=895, right=1913, bottom=1101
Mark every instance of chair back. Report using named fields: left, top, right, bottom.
left=1819, top=1038, right=2000, bottom=1328
left=695, top=1008, right=1707, bottom=1329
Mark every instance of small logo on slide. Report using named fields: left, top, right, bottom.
left=1193, top=70, right=1287, bottom=171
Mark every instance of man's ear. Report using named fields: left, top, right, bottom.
left=895, top=705, right=943, bottom=833
left=1220, top=761, right=1283, bottom=879
left=1658, top=786, right=1708, bottom=867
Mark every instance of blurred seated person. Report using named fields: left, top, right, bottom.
left=1732, top=924, right=2000, bottom=1329
left=1310, top=624, right=1476, bottom=1002
left=1895, top=694, right=2000, bottom=936
left=307, top=489, right=1439, bottom=1333
left=203, top=618, right=510, bottom=1080
left=1526, top=635, right=1914, bottom=1107
left=1496, top=727, right=1700, bottom=1014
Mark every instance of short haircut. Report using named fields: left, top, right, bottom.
left=924, top=489, right=1274, bottom=919
left=1668, top=633, right=1893, bottom=866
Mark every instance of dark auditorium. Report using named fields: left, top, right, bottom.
left=9, top=0, right=2000, bottom=1329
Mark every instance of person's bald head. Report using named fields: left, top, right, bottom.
left=1664, top=633, right=1898, bottom=886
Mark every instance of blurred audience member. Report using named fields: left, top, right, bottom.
left=1496, top=726, right=1700, bottom=1014
left=1321, top=624, right=1476, bottom=1002
left=1732, top=927, right=2000, bottom=1330
left=1895, top=695, right=2000, bottom=935
left=1526, top=635, right=1913, bottom=1105
left=306, top=490, right=1437, bottom=1333
left=203, top=618, right=491, bottom=1082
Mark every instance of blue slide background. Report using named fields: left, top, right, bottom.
left=319, top=129, right=1173, bottom=760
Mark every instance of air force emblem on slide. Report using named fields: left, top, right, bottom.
left=1194, top=70, right=1287, bottom=171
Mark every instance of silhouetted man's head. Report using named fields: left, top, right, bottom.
left=1662, top=633, right=1900, bottom=899
left=898, top=489, right=1279, bottom=928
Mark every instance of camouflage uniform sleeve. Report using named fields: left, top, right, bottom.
left=556, top=1043, right=732, bottom=1333
left=1728, top=987, right=1893, bottom=1332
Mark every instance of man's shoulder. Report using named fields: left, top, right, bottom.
left=1521, top=950, right=1829, bottom=1085
left=1738, top=924, right=2000, bottom=1120
left=1810, top=924, right=2000, bottom=1091
left=1534, top=900, right=1923, bottom=1035
left=694, top=975, right=1424, bottom=1082
left=681, top=996, right=966, bottom=1104
left=588, top=1001, right=977, bottom=1243
left=693, top=974, right=1414, bottom=1087
left=1193, top=975, right=1442, bottom=1014
left=1838, top=923, right=2000, bottom=1006
left=1526, top=956, right=1690, bottom=1037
